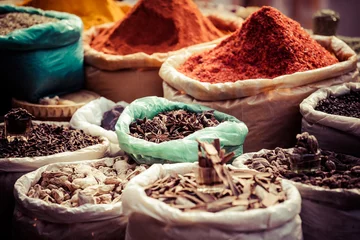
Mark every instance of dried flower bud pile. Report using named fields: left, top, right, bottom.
left=0, top=123, right=102, bottom=158
left=27, top=156, right=148, bottom=207
left=0, top=12, right=57, bottom=36
left=129, top=110, right=220, bottom=143
left=244, top=133, right=360, bottom=189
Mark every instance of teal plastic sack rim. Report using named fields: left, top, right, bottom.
left=0, top=5, right=83, bottom=50
left=116, top=96, right=249, bottom=164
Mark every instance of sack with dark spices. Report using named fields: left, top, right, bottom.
left=300, top=82, right=360, bottom=157
left=233, top=148, right=360, bottom=240
left=0, top=121, right=109, bottom=239
left=116, top=96, right=248, bottom=164
left=122, top=163, right=302, bottom=240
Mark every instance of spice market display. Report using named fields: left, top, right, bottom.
left=1, top=0, right=360, bottom=240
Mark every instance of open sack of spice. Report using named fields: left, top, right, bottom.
left=122, top=140, right=302, bottom=240
left=115, top=96, right=248, bottom=164
left=0, top=108, right=110, bottom=239
left=70, top=97, right=128, bottom=156
left=160, top=6, right=359, bottom=153
left=20, top=0, right=126, bottom=30
left=232, top=132, right=360, bottom=240
left=83, top=0, right=227, bottom=103
left=13, top=155, right=147, bottom=240
left=300, top=82, right=360, bottom=157
left=0, top=5, right=84, bottom=107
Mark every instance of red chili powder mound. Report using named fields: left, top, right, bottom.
left=178, top=6, right=339, bottom=83
left=91, top=0, right=224, bottom=55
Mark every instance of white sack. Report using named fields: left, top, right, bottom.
left=13, top=158, right=129, bottom=240
left=0, top=121, right=110, bottom=238
left=70, top=97, right=128, bottom=156
left=300, top=82, right=360, bottom=157
left=233, top=150, right=360, bottom=240
left=122, top=163, right=302, bottom=240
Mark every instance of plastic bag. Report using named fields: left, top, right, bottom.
left=300, top=82, right=360, bottom=157
left=0, top=121, right=110, bottom=239
left=70, top=97, right=129, bottom=156
left=233, top=150, right=360, bottom=240
left=13, top=158, right=128, bottom=240
left=0, top=5, right=84, bottom=103
left=161, top=35, right=359, bottom=152
left=122, top=163, right=302, bottom=240
left=115, top=96, right=248, bottom=164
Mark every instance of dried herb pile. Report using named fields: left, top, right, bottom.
left=145, top=169, right=285, bottom=212
left=0, top=12, right=57, bottom=36
left=0, top=123, right=102, bottom=158
left=101, top=105, right=125, bottom=131
left=129, top=110, right=220, bottom=143
left=315, top=91, right=360, bottom=118
left=4, top=108, right=34, bottom=121
left=27, top=155, right=148, bottom=207
left=179, top=6, right=339, bottom=83
left=244, top=133, right=360, bottom=189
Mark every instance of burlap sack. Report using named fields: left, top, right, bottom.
left=122, top=163, right=302, bottom=240
left=161, top=35, right=359, bottom=152
left=300, top=82, right=360, bottom=157
left=13, top=158, right=129, bottom=240
left=233, top=151, right=360, bottom=240
left=0, top=121, right=110, bottom=239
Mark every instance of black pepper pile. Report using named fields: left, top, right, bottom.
left=315, top=91, right=360, bottom=118
left=244, top=147, right=360, bottom=189
left=129, top=110, right=220, bottom=143
left=0, top=12, right=57, bottom=36
left=0, top=123, right=102, bottom=158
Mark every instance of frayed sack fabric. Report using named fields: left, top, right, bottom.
left=300, top=82, right=360, bottom=157
left=13, top=158, right=128, bottom=240
left=0, top=5, right=84, bottom=104
left=122, top=163, right=302, bottom=240
left=115, top=96, right=248, bottom=164
left=233, top=150, right=360, bottom=240
left=70, top=97, right=129, bottom=156
left=0, top=121, right=110, bottom=239
left=160, top=36, right=359, bottom=152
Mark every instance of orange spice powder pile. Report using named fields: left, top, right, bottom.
left=178, top=6, right=339, bottom=83
left=91, top=0, right=224, bottom=55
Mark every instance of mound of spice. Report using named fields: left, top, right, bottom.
left=243, top=133, right=360, bottom=189
left=315, top=90, right=360, bottom=118
left=21, top=0, right=125, bottom=30
left=129, top=110, right=220, bottom=143
left=179, top=6, right=339, bottom=83
left=0, top=123, right=102, bottom=158
left=27, top=155, right=148, bottom=207
left=145, top=140, right=285, bottom=212
left=91, top=0, right=224, bottom=55
left=0, top=12, right=57, bottom=36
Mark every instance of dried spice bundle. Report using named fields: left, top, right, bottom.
left=0, top=12, right=57, bottom=36
left=0, top=123, right=102, bottom=158
left=91, top=0, right=223, bottom=55
left=27, top=155, right=148, bottom=207
left=145, top=170, right=285, bottom=212
left=129, top=110, right=220, bottom=143
left=179, top=6, right=339, bottom=83
left=315, top=91, right=360, bottom=118
left=244, top=133, right=360, bottom=189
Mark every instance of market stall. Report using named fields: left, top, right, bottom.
left=0, top=1, right=359, bottom=240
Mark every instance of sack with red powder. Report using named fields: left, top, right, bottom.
left=160, top=6, right=358, bottom=152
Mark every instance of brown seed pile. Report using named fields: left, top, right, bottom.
left=27, top=155, right=148, bottom=207
left=145, top=169, right=286, bottom=212
left=244, top=148, right=360, bottom=189
left=0, top=12, right=57, bottom=36
left=129, top=110, right=220, bottom=143
left=0, top=123, right=102, bottom=158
